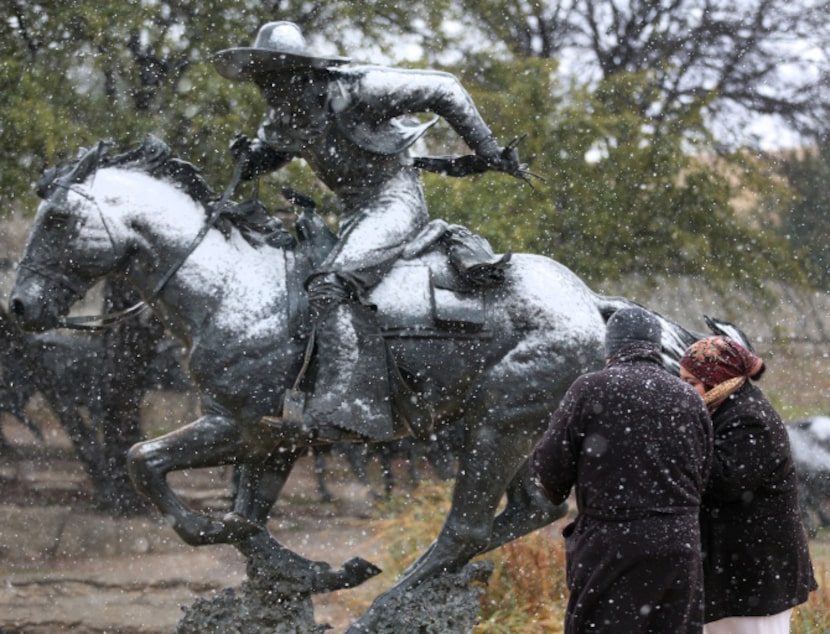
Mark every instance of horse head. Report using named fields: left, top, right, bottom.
left=9, top=136, right=330, bottom=354
left=10, top=141, right=129, bottom=331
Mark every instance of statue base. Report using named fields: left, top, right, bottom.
left=175, top=549, right=329, bottom=634
left=175, top=555, right=493, bottom=634
left=346, top=560, right=494, bottom=633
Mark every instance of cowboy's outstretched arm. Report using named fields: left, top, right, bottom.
left=342, top=67, right=520, bottom=173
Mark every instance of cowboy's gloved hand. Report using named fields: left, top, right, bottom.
left=229, top=133, right=283, bottom=181
left=230, top=133, right=252, bottom=160
left=475, top=135, right=544, bottom=186
left=477, top=139, right=522, bottom=175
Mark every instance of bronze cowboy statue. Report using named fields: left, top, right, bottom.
left=214, top=21, right=526, bottom=442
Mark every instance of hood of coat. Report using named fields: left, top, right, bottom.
left=607, top=340, right=664, bottom=368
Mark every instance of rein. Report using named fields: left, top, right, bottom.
left=55, top=158, right=245, bottom=331
left=151, top=157, right=244, bottom=297
left=59, top=301, right=151, bottom=330
left=14, top=261, right=151, bottom=331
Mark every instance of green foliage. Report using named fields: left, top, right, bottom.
left=0, top=2, right=811, bottom=296
left=0, top=1, right=446, bottom=217
left=424, top=58, right=803, bottom=294
left=419, top=56, right=556, bottom=262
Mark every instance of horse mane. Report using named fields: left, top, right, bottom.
left=36, top=135, right=217, bottom=206
left=105, top=135, right=218, bottom=205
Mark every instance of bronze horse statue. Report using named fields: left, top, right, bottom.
left=9, top=138, right=743, bottom=619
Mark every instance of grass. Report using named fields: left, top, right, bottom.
left=793, top=569, right=830, bottom=633
left=793, top=531, right=830, bottom=634
left=363, top=481, right=830, bottom=634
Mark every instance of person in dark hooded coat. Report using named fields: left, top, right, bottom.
left=679, top=336, right=817, bottom=634
left=531, top=306, right=713, bottom=633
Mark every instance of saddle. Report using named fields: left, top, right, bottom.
left=371, top=220, right=511, bottom=335
left=221, top=195, right=511, bottom=333
left=290, top=207, right=511, bottom=334
left=223, top=196, right=511, bottom=440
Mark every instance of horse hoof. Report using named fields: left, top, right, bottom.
left=174, top=517, right=232, bottom=546
left=311, top=556, right=382, bottom=593
left=343, top=557, right=383, bottom=586
left=234, top=528, right=381, bottom=594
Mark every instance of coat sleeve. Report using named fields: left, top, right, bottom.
left=688, top=391, right=714, bottom=487
left=530, top=379, right=584, bottom=505
left=341, top=66, right=500, bottom=156
left=706, top=411, right=776, bottom=502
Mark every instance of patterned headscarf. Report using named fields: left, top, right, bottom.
left=680, top=336, right=764, bottom=387
left=680, top=336, right=765, bottom=412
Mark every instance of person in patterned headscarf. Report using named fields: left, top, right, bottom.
left=680, top=336, right=817, bottom=634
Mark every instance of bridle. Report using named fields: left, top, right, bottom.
left=16, top=257, right=149, bottom=330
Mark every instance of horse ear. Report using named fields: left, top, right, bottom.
left=36, top=166, right=60, bottom=199
left=66, top=141, right=109, bottom=185
left=140, top=134, right=171, bottom=168
left=36, top=140, right=109, bottom=201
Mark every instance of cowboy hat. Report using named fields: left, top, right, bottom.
left=213, top=21, right=350, bottom=81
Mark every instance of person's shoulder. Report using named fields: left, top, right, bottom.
left=725, top=382, right=781, bottom=422
left=562, top=368, right=605, bottom=394
left=649, top=366, right=708, bottom=402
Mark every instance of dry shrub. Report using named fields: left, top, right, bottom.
left=369, top=481, right=452, bottom=570
left=364, top=485, right=828, bottom=633
left=476, top=522, right=568, bottom=633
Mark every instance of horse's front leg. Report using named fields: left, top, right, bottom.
left=228, top=441, right=384, bottom=593
left=127, top=413, right=264, bottom=545
left=229, top=441, right=308, bottom=526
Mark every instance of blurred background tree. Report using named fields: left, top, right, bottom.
left=775, top=136, right=830, bottom=291
left=1, top=0, right=827, bottom=292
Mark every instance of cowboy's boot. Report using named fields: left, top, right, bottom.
left=304, top=276, right=394, bottom=440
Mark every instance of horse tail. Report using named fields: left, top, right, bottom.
left=590, top=293, right=755, bottom=374
left=699, top=315, right=757, bottom=353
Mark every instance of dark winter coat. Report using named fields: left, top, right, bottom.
left=701, top=381, right=817, bottom=622
left=531, top=342, right=713, bottom=634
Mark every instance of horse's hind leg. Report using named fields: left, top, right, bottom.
left=127, top=413, right=257, bottom=545
left=393, top=422, right=531, bottom=591
left=389, top=345, right=578, bottom=593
